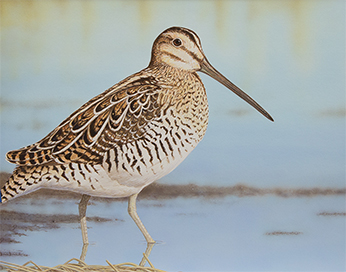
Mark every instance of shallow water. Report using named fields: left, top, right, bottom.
left=1, top=194, right=345, bottom=271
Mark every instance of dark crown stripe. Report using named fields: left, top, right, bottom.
left=166, top=27, right=201, bottom=48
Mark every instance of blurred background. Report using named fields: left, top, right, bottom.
left=1, top=0, right=345, bottom=188
left=0, top=0, right=345, bottom=271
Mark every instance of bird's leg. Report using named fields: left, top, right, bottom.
left=128, top=193, right=156, bottom=266
left=79, top=194, right=91, bottom=261
left=139, top=241, right=156, bottom=267
left=128, top=193, right=155, bottom=244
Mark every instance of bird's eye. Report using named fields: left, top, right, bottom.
left=172, top=38, right=182, bottom=47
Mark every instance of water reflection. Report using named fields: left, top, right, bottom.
left=79, top=238, right=155, bottom=267
left=140, top=242, right=156, bottom=267
left=0, top=200, right=161, bottom=269
left=0, top=186, right=345, bottom=270
left=78, top=193, right=156, bottom=267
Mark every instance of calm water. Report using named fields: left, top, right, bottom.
left=1, top=196, right=345, bottom=271
left=0, top=0, right=345, bottom=271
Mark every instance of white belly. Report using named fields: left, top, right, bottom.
left=38, top=125, right=200, bottom=199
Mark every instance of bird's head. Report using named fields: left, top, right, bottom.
left=150, top=26, right=204, bottom=71
left=150, top=26, right=274, bottom=122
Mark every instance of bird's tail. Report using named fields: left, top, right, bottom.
left=1, top=166, right=43, bottom=203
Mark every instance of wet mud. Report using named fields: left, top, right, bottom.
left=265, top=231, right=303, bottom=236
left=317, top=212, right=346, bottom=216
left=0, top=209, right=114, bottom=257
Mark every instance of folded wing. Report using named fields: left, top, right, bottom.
left=6, top=75, right=162, bottom=166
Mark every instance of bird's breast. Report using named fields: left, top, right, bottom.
left=104, top=72, right=209, bottom=188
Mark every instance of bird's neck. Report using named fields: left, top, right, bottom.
left=145, top=64, right=200, bottom=84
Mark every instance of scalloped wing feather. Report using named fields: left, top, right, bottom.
left=6, top=74, right=162, bottom=166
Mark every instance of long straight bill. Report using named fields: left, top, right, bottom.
left=200, top=58, right=274, bottom=122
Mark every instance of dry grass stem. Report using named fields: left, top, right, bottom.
left=0, top=258, right=166, bottom=272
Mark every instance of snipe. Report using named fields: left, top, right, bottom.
left=1, top=26, right=273, bottom=257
